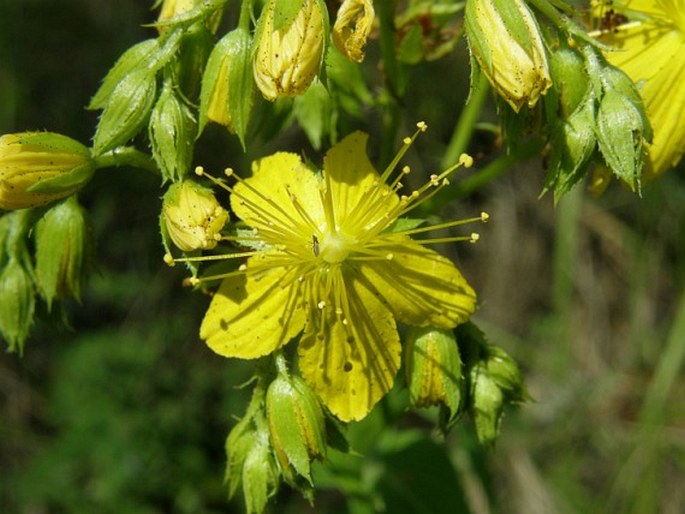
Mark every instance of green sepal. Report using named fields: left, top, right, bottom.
left=266, top=372, right=326, bottom=484
left=11, top=132, right=90, bottom=156
left=198, top=28, right=254, bottom=148
left=272, top=0, right=306, bottom=31
left=92, top=70, right=158, bottom=156
left=88, top=39, right=158, bottom=110
left=404, top=326, right=465, bottom=422
left=149, top=82, right=197, bottom=182
left=469, top=361, right=504, bottom=447
left=34, top=196, right=93, bottom=310
left=545, top=100, right=597, bottom=201
left=175, top=22, right=215, bottom=100
left=241, top=434, right=280, bottom=514
left=0, top=257, right=35, bottom=354
left=293, top=78, right=335, bottom=150
left=26, top=162, right=95, bottom=195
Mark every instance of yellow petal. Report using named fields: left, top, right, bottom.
left=323, top=131, right=398, bottom=234
left=231, top=152, right=324, bottom=241
left=200, top=254, right=307, bottom=359
left=298, top=267, right=401, bottom=421
left=358, top=239, right=477, bottom=327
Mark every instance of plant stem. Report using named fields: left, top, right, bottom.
left=93, top=146, right=159, bottom=175
left=441, top=73, right=490, bottom=170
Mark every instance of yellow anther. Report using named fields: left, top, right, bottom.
left=318, top=300, right=326, bottom=309
left=403, top=137, right=412, bottom=145
left=458, top=153, right=474, bottom=168
left=416, top=121, right=428, bottom=132
left=224, top=167, right=234, bottom=177
left=194, top=165, right=205, bottom=176
left=469, top=232, right=480, bottom=243
left=481, top=211, right=490, bottom=222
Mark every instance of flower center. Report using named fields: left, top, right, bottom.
left=319, top=231, right=356, bottom=264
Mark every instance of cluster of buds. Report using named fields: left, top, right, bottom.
left=226, top=359, right=328, bottom=511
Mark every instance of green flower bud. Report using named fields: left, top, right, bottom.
left=175, top=23, right=214, bottom=100
left=469, top=361, right=504, bottom=446
left=34, top=197, right=93, bottom=310
left=242, top=433, right=280, bottom=514
left=547, top=42, right=588, bottom=118
left=265, top=372, right=326, bottom=483
left=149, top=82, right=197, bottom=182
left=0, top=257, right=35, bottom=354
left=225, top=414, right=280, bottom=514
left=464, top=0, right=552, bottom=112
left=482, top=344, right=527, bottom=402
left=92, top=69, right=158, bottom=156
left=332, top=0, right=374, bottom=63
left=162, top=180, right=228, bottom=252
left=404, top=326, right=464, bottom=421
left=0, top=132, right=94, bottom=210
left=253, top=0, right=328, bottom=101
left=199, top=28, right=254, bottom=146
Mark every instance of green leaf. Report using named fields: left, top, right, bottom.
left=293, top=78, right=334, bottom=150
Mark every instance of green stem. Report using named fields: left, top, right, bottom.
left=441, top=73, right=490, bottom=170
left=238, top=0, right=252, bottom=32
left=420, top=139, right=543, bottom=213
left=92, top=146, right=159, bottom=175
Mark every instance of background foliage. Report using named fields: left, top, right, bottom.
left=1, top=1, right=683, bottom=513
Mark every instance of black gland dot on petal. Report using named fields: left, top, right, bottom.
left=343, top=361, right=353, bottom=372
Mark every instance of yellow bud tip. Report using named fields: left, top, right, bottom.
left=163, top=253, right=175, bottom=267
left=403, top=137, right=412, bottom=145
left=470, top=232, right=480, bottom=243
left=459, top=153, right=474, bottom=168
left=318, top=300, right=326, bottom=309
left=194, top=166, right=204, bottom=176
left=224, top=168, right=234, bottom=177
left=481, top=211, right=490, bottom=222
left=416, top=121, right=428, bottom=132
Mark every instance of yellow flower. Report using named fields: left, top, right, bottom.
left=253, top=0, right=327, bottom=101
left=594, top=0, right=685, bottom=176
left=196, top=125, right=480, bottom=422
left=332, top=0, right=375, bottom=62
left=464, top=0, right=552, bottom=112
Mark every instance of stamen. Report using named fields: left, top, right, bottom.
left=470, top=232, right=479, bottom=243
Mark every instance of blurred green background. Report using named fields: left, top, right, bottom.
left=1, top=1, right=683, bottom=513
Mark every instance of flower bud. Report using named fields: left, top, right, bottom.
left=149, top=82, right=197, bottom=182
left=225, top=415, right=280, bottom=513
left=34, top=197, right=93, bottom=310
left=332, top=0, right=374, bottom=63
left=162, top=180, right=228, bottom=252
left=265, top=372, right=326, bottom=483
left=404, top=326, right=464, bottom=421
left=156, top=0, right=222, bottom=34
left=547, top=42, right=588, bottom=118
left=253, top=0, right=328, bottom=101
left=482, top=344, right=527, bottom=402
left=0, top=132, right=94, bottom=210
left=464, top=0, right=552, bottom=112
left=199, top=28, right=254, bottom=145
left=469, top=361, right=504, bottom=446
left=0, top=258, right=35, bottom=354
left=92, top=69, right=158, bottom=156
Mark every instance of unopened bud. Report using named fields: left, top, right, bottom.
left=34, top=196, right=93, bottom=310
left=162, top=180, right=228, bottom=252
left=253, top=0, right=327, bottom=100
left=149, top=82, right=197, bottom=182
left=469, top=361, right=504, bottom=446
left=0, top=132, right=94, bottom=210
left=405, top=326, right=464, bottom=421
left=199, top=28, right=254, bottom=145
left=0, top=258, right=35, bottom=354
left=332, top=0, right=374, bottom=63
left=464, top=0, right=552, bottom=111
left=266, top=372, right=326, bottom=483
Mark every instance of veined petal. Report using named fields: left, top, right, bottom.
left=358, top=239, right=477, bottom=327
left=298, top=267, right=401, bottom=421
left=323, top=131, right=398, bottom=234
left=200, top=254, right=307, bottom=358
left=231, top=152, right=324, bottom=242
